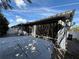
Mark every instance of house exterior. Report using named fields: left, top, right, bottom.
left=12, top=10, right=75, bottom=59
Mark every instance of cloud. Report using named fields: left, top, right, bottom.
left=9, top=23, right=16, bottom=27
left=9, top=19, right=14, bottom=22
left=7, top=7, right=63, bottom=18
left=14, top=0, right=26, bottom=8
left=16, top=15, right=27, bottom=24
left=7, top=8, right=64, bottom=22
left=49, top=2, right=79, bottom=9
left=8, top=7, right=62, bottom=13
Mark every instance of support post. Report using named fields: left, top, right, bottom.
left=32, top=25, right=37, bottom=37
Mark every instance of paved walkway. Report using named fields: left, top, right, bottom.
left=0, top=36, right=53, bottom=59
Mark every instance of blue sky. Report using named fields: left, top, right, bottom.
left=1, top=0, right=79, bottom=27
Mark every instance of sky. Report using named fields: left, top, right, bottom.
left=1, top=0, right=79, bottom=27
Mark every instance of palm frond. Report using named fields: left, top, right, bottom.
left=0, top=0, right=13, bottom=9
left=0, top=0, right=32, bottom=10
left=27, top=0, right=32, bottom=3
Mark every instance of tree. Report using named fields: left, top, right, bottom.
left=0, top=13, right=9, bottom=36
